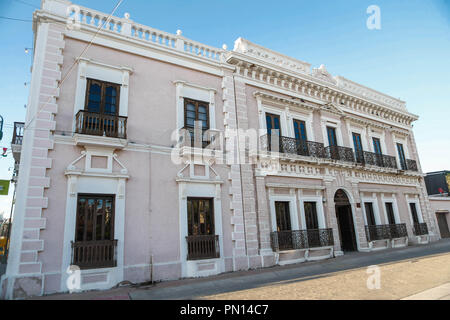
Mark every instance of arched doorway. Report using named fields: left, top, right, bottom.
left=334, top=189, right=357, bottom=251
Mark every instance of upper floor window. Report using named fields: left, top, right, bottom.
left=326, top=126, right=338, bottom=146
left=184, top=98, right=209, bottom=130
left=293, top=119, right=307, bottom=141
left=266, top=113, right=281, bottom=136
left=397, top=143, right=407, bottom=170
left=352, top=132, right=364, bottom=162
left=373, top=137, right=382, bottom=155
left=85, top=79, right=120, bottom=115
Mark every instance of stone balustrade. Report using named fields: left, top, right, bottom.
left=65, top=6, right=226, bottom=63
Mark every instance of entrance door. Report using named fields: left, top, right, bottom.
left=334, top=190, right=357, bottom=252
left=437, top=212, right=450, bottom=238
left=275, top=201, right=292, bottom=250
left=304, top=202, right=320, bottom=247
left=385, top=202, right=396, bottom=224
left=275, top=201, right=291, bottom=232
left=364, top=202, right=376, bottom=226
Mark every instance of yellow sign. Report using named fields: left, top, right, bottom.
left=0, top=180, right=10, bottom=196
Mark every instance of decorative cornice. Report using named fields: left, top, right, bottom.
left=233, top=37, right=311, bottom=75
left=266, top=182, right=325, bottom=190
left=228, top=39, right=419, bottom=128
left=334, top=76, right=405, bottom=111
left=253, top=91, right=317, bottom=111
left=173, top=80, right=217, bottom=93
left=77, top=57, right=134, bottom=74
left=320, top=103, right=345, bottom=116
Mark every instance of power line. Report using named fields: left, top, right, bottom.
left=0, top=16, right=32, bottom=22
left=23, top=0, right=125, bottom=132
left=12, top=0, right=39, bottom=9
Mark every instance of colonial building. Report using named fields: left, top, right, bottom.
left=1, top=0, right=440, bottom=299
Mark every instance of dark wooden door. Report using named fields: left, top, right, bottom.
left=385, top=202, right=396, bottom=224
left=437, top=212, right=450, bottom=238
left=364, top=202, right=376, bottom=226
left=409, top=203, right=420, bottom=224
left=304, top=202, right=319, bottom=229
left=275, top=201, right=291, bottom=231
left=336, top=205, right=357, bottom=251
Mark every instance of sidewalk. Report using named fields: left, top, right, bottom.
left=402, top=282, right=450, bottom=300
left=30, top=239, right=450, bottom=300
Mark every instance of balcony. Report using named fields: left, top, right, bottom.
left=406, top=159, right=418, bottom=172
left=355, top=150, right=398, bottom=169
left=365, top=223, right=408, bottom=242
left=261, top=135, right=326, bottom=158
left=260, top=134, right=418, bottom=173
left=413, top=223, right=428, bottom=236
left=71, top=240, right=118, bottom=270
left=11, top=122, right=24, bottom=163
left=186, top=235, right=220, bottom=260
left=325, top=145, right=355, bottom=162
left=270, top=229, right=334, bottom=251
left=75, top=110, right=127, bottom=139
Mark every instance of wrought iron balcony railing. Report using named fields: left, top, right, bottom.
left=413, top=223, right=428, bottom=236
left=261, top=135, right=327, bottom=158
left=406, top=159, right=418, bottom=172
left=260, top=135, right=418, bottom=173
left=325, top=145, right=355, bottom=162
left=399, top=159, right=418, bottom=172
left=270, top=228, right=334, bottom=252
left=365, top=223, right=408, bottom=242
left=186, top=235, right=220, bottom=260
left=12, top=122, right=24, bottom=145
left=355, top=150, right=398, bottom=169
left=71, top=240, right=118, bottom=270
left=75, top=110, right=127, bottom=139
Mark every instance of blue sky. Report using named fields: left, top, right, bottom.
left=0, top=0, right=449, bottom=217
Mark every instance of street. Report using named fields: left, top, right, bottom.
left=31, top=239, right=450, bottom=300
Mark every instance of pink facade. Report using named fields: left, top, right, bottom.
left=0, top=0, right=441, bottom=299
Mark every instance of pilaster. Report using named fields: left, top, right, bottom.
left=323, top=180, right=342, bottom=254
left=2, top=18, right=66, bottom=299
